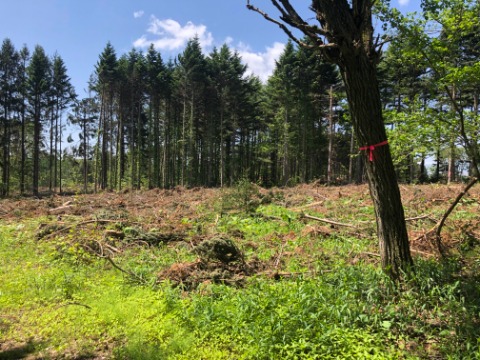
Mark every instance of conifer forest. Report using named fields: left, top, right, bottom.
left=0, top=1, right=477, bottom=196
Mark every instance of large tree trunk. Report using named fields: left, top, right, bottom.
left=340, top=53, right=413, bottom=278
left=247, top=0, right=413, bottom=279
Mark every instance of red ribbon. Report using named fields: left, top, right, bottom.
left=359, top=140, right=389, bottom=162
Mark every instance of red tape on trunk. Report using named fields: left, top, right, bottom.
left=359, top=140, right=389, bottom=161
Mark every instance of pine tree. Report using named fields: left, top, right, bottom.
left=70, top=96, right=98, bottom=193
left=51, top=54, right=76, bottom=193
left=0, top=38, right=19, bottom=196
left=27, top=45, right=51, bottom=196
left=94, top=42, right=118, bottom=191
left=17, top=45, right=30, bottom=194
left=175, top=37, right=208, bottom=186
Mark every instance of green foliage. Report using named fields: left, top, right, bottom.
left=2, top=187, right=480, bottom=358
left=379, top=0, right=480, bottom=180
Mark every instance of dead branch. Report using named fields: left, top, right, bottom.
left=291, top=201, right=324, bottom=211
left=405, top=215, right=431, bottom=222
left=57, top=302, right=92, bottom=310
left=361, top=252, right=381, bottom=257
left=49, top=205, right=75, bottom=215
left=410, top=249, right=435, bottom=257
left=411, top=177, right=479, bottom=257
left=246, top=1, right=328, bottom=49
left=435, top=177, right=479, bottom=239
left=301, top=213, right=357, bottom=228
left=104, top=229, right=125, bottom=239
left=104, top=243, right=121, bottom=254
left=103, top=256, right=146, bottom=284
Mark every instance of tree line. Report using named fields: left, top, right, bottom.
left=0, top=36, right=345, bottom=196
left=0, top=0, right=479, bottom=197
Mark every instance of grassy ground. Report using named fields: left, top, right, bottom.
left=1, top=183, right=480, bottom=359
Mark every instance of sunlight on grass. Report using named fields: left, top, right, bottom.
left=1, top=185, right=480, bottom=359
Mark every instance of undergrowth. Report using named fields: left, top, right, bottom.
left=1, top=185, right=480, bottom=359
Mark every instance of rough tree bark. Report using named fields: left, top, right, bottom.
left=247, top=0, right=413, bottom=279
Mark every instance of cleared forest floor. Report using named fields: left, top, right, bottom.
left=1, top=183, right=479, bottom=359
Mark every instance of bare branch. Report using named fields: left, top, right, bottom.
left=246, top=3, right=312, bottom=48
left=435, top=177, right=479, bottom=241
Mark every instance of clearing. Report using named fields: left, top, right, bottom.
left=1, top=183, right=479, bottom=359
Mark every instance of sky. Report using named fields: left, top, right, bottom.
left=0, top=0, right=419, bottom=97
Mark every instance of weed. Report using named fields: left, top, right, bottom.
left=2, top=185, right=480, bottom=359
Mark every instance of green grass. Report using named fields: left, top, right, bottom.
left=1, top=193, right=480, bottom=359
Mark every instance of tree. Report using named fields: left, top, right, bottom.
left=145, top=44, right=168, bottom=189
left=51, top=54, right=76, bottom=193
left=27, top=45, right=51, bottom=196
left=17, top=45, right=30, bottom=194
left=175, top=37, right=208, bottom=186
left=247, top=0, right=413, bottom=278
left=0, top=38, right=19, bottom=197
left=94, top=42, right=118, bottom=191
left=208, top=44, right=250, bottom=186
left=295, top=39, right=340, bottom=183
left=386, top=0, right=480, bottom=178
left=70, top=96, right=98, bottom=193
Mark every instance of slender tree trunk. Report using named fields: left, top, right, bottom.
left=220, top=102, right=225, bottom=187
left=1, top=106, right=9, bottom=197
left=49, top=109, right=54, bottom=193
left=448, top=143, right=456, bottom=184
left=181, top=96, right=187, bottom=187
left=55, top=109, right=59, bottom=192
left=20, top=106, right=26, bottom=194
left=83, top=113, right=88, bottom=193
left=247, top=0, right=413, bottom=279
left=33, top=100, right=41, bottom=197
left=282, top=108, right=289, bottom=186
left=327, top=86, right=335, bottom=185
left=348, top=130, right=355, bottom=183
left=59, top=123, right=63, bottom=194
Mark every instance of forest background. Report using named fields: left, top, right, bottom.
left=0, top=0, right=479, bottom=197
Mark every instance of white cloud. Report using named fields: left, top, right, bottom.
left=237, top=42, right=285, bottom=82
left=398, top=0, right=410, bottom=5
left=134, top=17, right=214, bottom=51
left=133, top=10, right=144, bottom=19
left=133, top=16, right=284, bottom=82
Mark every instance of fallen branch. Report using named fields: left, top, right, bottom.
left=49, top=205, right=75, bottom=215
left=103, top=256, right=147, bottom=284
left=435, top=177, right=479, bottom=242
left=412, top=177, right=479, bottom=257
left=361, top=252, right=381, bottom=257
left=57, top=302, right=92, bottom=310
left=301, top=213, right=357, bottom=228
left=291, top=201, right=325, bottom=211
left=405, top=215, right=431, bottom=222
left=410, top=249, right=435, bottom=257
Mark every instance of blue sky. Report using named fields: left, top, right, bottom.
left=0, top=0, right=418, bottom=97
